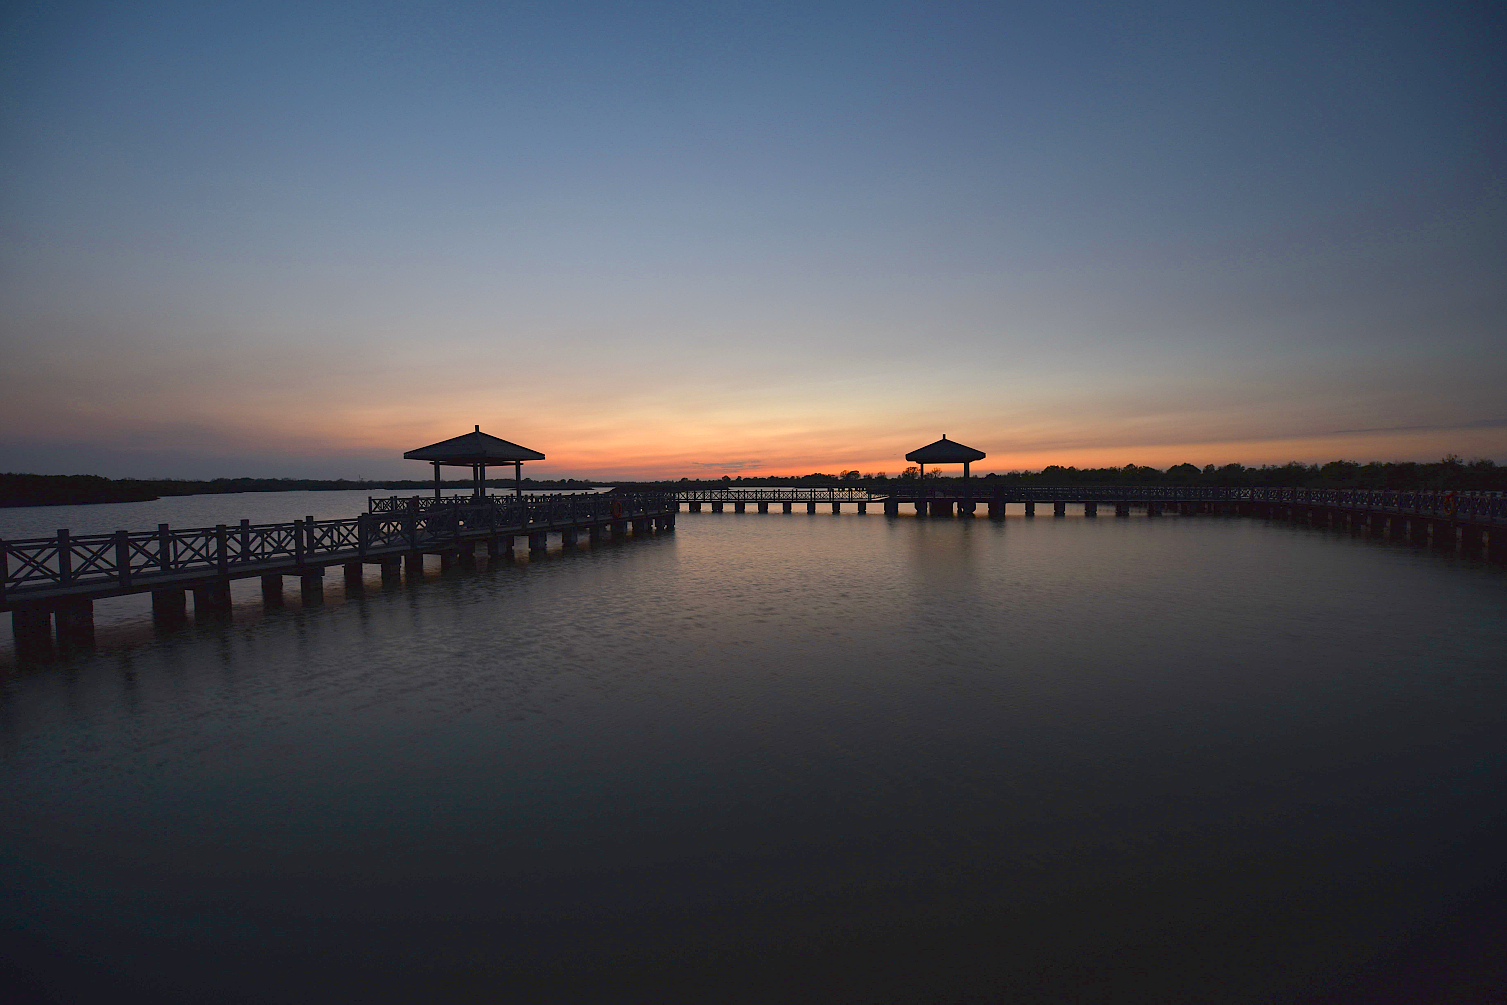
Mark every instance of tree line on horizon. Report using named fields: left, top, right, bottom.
left=2, top=456, right=1503, bottom=508
left=650, top=455, right=1506, bottom=491
left=0, top=473, right=600, bottom=509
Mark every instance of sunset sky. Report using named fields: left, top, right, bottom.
left=2, top=1, right=1503, bottom=480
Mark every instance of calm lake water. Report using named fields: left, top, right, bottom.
left=2, top=494, right=1505, bottom=1002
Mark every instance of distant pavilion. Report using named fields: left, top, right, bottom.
left=906, top=435, right=986, bottom=481
left=404, top=426, right=545, bottom=500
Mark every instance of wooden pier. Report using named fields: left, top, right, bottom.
left=3, top=490, right=674, bottom=648
left=669, top=483, right=1506, bottom=562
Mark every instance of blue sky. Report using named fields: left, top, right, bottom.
left=2, top=1, right=1502, bottom=478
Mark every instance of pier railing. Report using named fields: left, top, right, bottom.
left=2, top=491, right=674, bottom=604
left=886, top=484, right=1504, bottom=522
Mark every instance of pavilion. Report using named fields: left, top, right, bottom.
left=404, top=426, right=546, bottom=500
left=905, top=435, right=986, bottom=481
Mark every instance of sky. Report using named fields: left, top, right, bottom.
left=1, top=0, right=1503, bottom=480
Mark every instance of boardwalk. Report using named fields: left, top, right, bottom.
left=4, top=484, right=1503, bottom=648
left=3, top=491, right=675, bottom=645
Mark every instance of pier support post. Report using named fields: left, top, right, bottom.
left=783, top=502, right=792, bottom=513
left=11, top=604, right=54, bottom=650
left=1024, top=502, right=1034, bottom=517
left=1147, top=503, right=1161, bottom=517
left=632, top=518, right=651, bottom=535
left=299, top=568, right=324, bottom=602
left=832, top=502, right=841, bottom=514
left=529, top=531, right=548, bottom=552
left=380, top=559, right=402, bottom=584
left=757, top=502, right=768, bottom=514
left=457, top=542, right=476, bottom=567
left=1115, top=503, right=1129, bottom=517
left=1084, top=502, right=1097, bottom=517
left=562, top=528, right=578, bottom=547
left=54, top=598, right=95, bottom=645
left=1053, top=502, right=1066, bottom=517
left=1409, top=518, right=1428, bottom=544
left=612, top=521, right=627, bottom=538
left=261, top=575, right=284, bottom=605
left=1461, top=525, right=1484, bottom=556
left=405, top=551, right=424, bottom=580
left=734, top=502, right=746, bottom=514
left=915, top=500, right=927, bottom=517
left=193, top=580, right=232, bottom=616
left=807, top=502, right=817, bottom=514
left=589, top=523, right=604, bottom=543
left=439, top=551, right=457, bottom=571
left=858, top=502, right=867, bottom=514
left=711, top=502, right=723, bottom=513
left=689, top=502, right=702, bottom=512
left=987, top=500, right=1002, bottom=519
left=935, top=501, right=953, bottom=517
left=664, top=512, right=675, bottom=530
left=152, top=588, right=187, bottom=622
left=1433, top=521, right=1456, bottom=551
left=1488, top=529, right=1507, bottom=566
left=344, top=562, right=364, bottom=588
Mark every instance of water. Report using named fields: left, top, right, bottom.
left=2, top=498, right=1505, bottom=1001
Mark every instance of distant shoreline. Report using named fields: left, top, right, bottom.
left=5, top=457, right=1502, bottom=508
left=0, top=474, right=607, bottom=509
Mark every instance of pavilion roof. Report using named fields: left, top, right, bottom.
left=905, top=435, right=986, bottom=464
left=403, top=427, right=546, bottom=466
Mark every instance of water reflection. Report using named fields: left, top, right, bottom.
left=0, top=512, right=1504, bottom=999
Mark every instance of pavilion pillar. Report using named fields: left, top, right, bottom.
left=515, top=461, right=522, bottom=502
left=433, top=461, right=441, bottom=500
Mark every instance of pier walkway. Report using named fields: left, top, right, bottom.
left=3, top=490, right=675, bottom=645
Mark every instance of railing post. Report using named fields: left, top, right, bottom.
left=305, top=516, right=316, bottom=558
left=115, top=531, right=132, bottom=588
left=0, top=539, right=8, bottom=604
left=295, top=519, right=306, bottom=567
left=159, top=524, right=172, bottom=573
left=58, top=529, right=72, bottom=587
left=358, top=514, right=369, bottom=557
left=216, top=525, right=229, bottom=576
left=240, top=519, right=251, bottom=562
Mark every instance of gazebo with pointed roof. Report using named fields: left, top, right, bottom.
left=906, top=435, right=986, bottom=481
left=404, top=426, right=546, bottom=500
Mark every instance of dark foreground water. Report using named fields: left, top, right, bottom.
left=3, top=502, right=1506, bottom=1002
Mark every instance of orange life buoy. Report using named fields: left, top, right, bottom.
left=610, top=500, right=624, bottom=519
left=1442, top=491, right=1457, bottom=516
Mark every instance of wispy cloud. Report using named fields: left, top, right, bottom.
left=1328, top=419, right=1507, bottom=435
left=689, top=460, right=763, bottom=473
